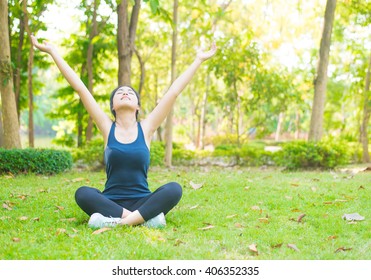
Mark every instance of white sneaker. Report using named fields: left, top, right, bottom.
left=143, top=213, right=166, bottom=229
left=88, top=213, right=122, bottom=229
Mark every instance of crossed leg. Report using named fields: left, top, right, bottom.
left=75, top=182, right=182, bottom=226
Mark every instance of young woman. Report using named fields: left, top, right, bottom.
left=31, top=35, right=217, bottom=229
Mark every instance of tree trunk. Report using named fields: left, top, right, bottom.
left=27, top=39, right=34, bottom=148
left=117, top=0, right=141, bottom=86
left=0, top=0, right=21, bottom=149
left=23, top=0, right=35, bottom=148
left=86, top=0, right=99, bottom=142
left=234, top=81, right=241, bottom=148
left=295, top=109, right=300, bottom=139
left=360, top=52, right=371, bottom=163
left=14, top=12, right=25, bottom=120
left=164, top=0, right=178, bottom=167
left=154, top=73, right=162, bottom=141
left=134, top=48, right=145, bottom=98
left=199, top=75, right=209, bottom=149
left=308, top=0, right=336, bottom=141
left=275, top=112, right=285, bottom=141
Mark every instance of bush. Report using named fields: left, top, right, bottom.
left=150, top=141, right=165, bottom=166
left=0, top=148, right=72, bottom=175
left=72, top=139, right=105, bottom=169
left=206, top=134, right=249, bottom=146
left=213, top=144, right=274, bottom=166
left=275, top=140, right=350, bottom=170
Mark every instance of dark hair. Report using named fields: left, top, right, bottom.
left=109, top=85, right=141, bottom=120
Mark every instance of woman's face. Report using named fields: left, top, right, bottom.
left=112, top=86, right=140, bottom=114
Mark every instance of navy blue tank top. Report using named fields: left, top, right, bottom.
left=103, top=122, right=151, bottom=200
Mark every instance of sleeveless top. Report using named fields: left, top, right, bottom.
left=103, top=122, right=151, bottom=200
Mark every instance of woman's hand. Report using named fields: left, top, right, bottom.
left=196, top=42, right=217, bottom=62
left=31, top=35, right=56, bottom=54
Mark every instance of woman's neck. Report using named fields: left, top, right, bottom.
left=115, top=112, right=137, bottom=130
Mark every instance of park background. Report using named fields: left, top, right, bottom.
left=0, top=0, right=370, bottom=260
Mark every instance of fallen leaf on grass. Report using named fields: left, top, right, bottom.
left=287, top=243, right=300, bottom=252
left=19, top=216, right=28, bottom=221
left=71, top=177, right=87, bottom=183
left=327, top=235, right=337, bottom=240
left=342, top=213, right=365, bottom=221
left=2, top=203, right=12, bottom=211
left=198, top=225, right=214, bottom=231
left=251, top=205, right=261, bottom=211
left=189, top=205, right=199, bottom=210
left=258, top=218, right=269, bottom=224
left=323, top=201, right=333, bottom=205
left=174, top=239, right=185, bottom=246
left=37, top=189, right=48, bottom=193
left=235, top=223, right=244, bottom=228
left=358, top=186, right=365, bottom=190
left=55, top=206, right=65, bottom=211
left=17, top=195, right=28, bottom=200
left=190, top=181, right=204, bottom=190
left=290, top=183, right=300, bottom=187
left=60, top=218, right=77, bottom=222
left=226, top=214, right=238, bottom=219
left=297, top=214, right=306, bottom=223
left=271, top=243, right=283, bottom=249
left=12, top=237, right=21, bottom=242
left=32, top=217, right=40, bottom=222
left=92, top=227, right=111, bottom=235
left=248, top=244, right=258, bottom=255
left=335, top=247, right=352, bottom=253
left=56, top=228, right=67, bottom=236
left=334, top=199, right=348, bottom=203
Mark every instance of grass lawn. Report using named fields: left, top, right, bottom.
left=0, top=166, right=369, bottom=260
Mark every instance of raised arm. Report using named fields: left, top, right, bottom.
left=31, top=36, right=112, bottom=141
left=143, top=42, right=217, bottom=136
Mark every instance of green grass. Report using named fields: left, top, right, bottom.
left=0, top=166, right=370, bottom=260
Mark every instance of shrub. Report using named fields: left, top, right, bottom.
left=150, top=141, right=165, bottom=166
left=206, top=133, right=249, bottom=146
left=0, top=148, right=72, bottom=175
left=213, top=144, right=274, bottom=166
left=72, top=138, right=105, bottom=169
left=275, top=140, right=350, bottom=170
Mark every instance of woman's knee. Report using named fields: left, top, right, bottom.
left=75, top=186, right=97, bottom=204
left=165, top=182, right=183, bottom=202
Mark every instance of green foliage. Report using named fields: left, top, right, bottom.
left=275, top=140, right=350, bottom=170
left=149, top=141, right=165, bottom=166
left=72, top=138, right=105, bottom=168
left=173, top=143, right=196, bottom=163
left=213, top=143, right=274, bottom=166
left=0, top=148, right=72, bottom=175
left=206, top=134, right=249, bottom=146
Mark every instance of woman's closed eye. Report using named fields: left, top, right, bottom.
left=116, top=90, right=134, bottom=95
